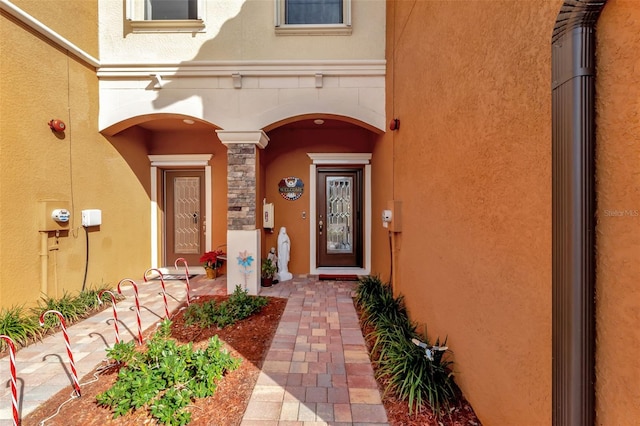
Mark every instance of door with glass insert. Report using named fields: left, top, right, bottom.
left=165, top=170, right=205, bottom=266
left=317, top=168, right=363, bottom=267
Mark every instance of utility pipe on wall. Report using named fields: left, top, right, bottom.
left=39, top=231, right=48, bottom=296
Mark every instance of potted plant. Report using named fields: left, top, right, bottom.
left=200, top=249, right=225, bottom=279
left=261, top=258, right=277, bottom=287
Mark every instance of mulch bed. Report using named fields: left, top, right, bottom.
left=355, top=301, right=482, bottom=426
left=22, top=295, right=287, bottom=426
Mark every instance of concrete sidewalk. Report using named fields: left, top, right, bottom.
left=1, top=275, right=388, bottom=425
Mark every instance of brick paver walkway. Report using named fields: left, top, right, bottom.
left=0, top=274, right=388, bottom=426
left=242, top=277, right=388, bottom=425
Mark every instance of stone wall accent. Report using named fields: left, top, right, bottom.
left=227, top=143, right=257, bottom=230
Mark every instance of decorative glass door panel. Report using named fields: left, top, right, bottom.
left=165, top=170, right=205, bottom=266
left=317, top=168, right=362, bottom=267
left=173, top=177, right=200, bottom=254
left=326, top=176, right=353, bottom=254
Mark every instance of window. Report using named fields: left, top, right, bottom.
left=275, top=0, right=352, bottom=35
left=146, top=0, right=198, bottom=20
left=285, top=0, right=343, bottom=25
left=127, top=0, right=205, bottom=32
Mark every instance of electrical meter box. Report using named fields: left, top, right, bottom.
left=81, top=209, right=102, bottom=227
left=38, top=200, right=71, bottom=231
left=263, top=201, right=274, bottom=229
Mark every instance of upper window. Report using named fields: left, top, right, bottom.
left=127, top=0, right=205, bottom=32
left=275, top=0, right=352, bottom=36
left=146, top=0, right=198, bottom=20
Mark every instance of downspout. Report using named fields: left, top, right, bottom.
left=551, top=1, right=606, bottom=426
left=40, top=232, right=48, bottom=296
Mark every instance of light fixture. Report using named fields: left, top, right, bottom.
left=183, top=119, right=195, bottom=125
left=314, top=119, right=325, bottom=125
left=48, top=119, right=66, bottom=132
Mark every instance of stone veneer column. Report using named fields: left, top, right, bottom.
left=216, top=130, right=269, bottom=295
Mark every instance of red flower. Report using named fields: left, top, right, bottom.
left=199, top=249, right=225, bottom=269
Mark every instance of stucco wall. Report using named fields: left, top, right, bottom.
left=1, top=2, right=150, bottom=309
left=98, top=0, right=384, bottom=63
left=10, top=0, right=99, bottom=58
left=594, top=1, right=640, bottom=423
left=387, top=1, right=560, bottom=424
left=261, top=124, right=375, bottom=274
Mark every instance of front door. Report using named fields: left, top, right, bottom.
left=317, top=167, right=363, bottom=267
left=164, top=170, right=205, bottom=266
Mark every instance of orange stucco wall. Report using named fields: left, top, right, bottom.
left=261, top=125, right=376, bottom=273
left=1, top=1, right=150, bottom=308
left=594, top=1, right=640, bottom=423
left=9, top=0, right=99, bottom=59
left=386, top=0, right=640, bottom=424
left=386, top=1, right=560, bottom=423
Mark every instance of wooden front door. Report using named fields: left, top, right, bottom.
left=317, top=167, right=363, bottom=267
left=164, top=170, right=205, bottom=266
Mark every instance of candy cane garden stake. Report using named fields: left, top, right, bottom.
left=117, top=279, right=144, bottom=345
left=144, top=268, right=170, bottom=319
left=98, top=290, right=120, bottom=345
left=174, top=257, right=191, bottom=305
left=38, top=310, right=81, bottom=397
left=0, top=335, right=19, bottom=426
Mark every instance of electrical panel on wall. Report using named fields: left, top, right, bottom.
left=81, top=209, right=102, bottom=227
left=263, top=199, right=274, bottom=229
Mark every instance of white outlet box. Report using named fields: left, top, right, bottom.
left=81, top=209, right=102, bottom=227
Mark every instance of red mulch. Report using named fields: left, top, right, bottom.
left=22, top=295, right=287, bottom=426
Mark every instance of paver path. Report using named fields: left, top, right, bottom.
left=242, top=277, right=388, bottom=425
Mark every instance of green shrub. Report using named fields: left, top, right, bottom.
left=354, top=275, right=458, bottom=416
left=34, top=291, right=85, bottom=328
left=75, top=283, right=120, bottom=313
left=1, top=284, right=118, bottom=352
left=354, top=274, right=388, bottom=309
left=97, top=320, right=240, bottom=424
left=0, top=305, right=42, bottom=350
left=184, top=285, right=268, bottom=328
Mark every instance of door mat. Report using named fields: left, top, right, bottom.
left=149, top=274, right=197, bottom=281
left=319, top=274, right=359, bottom=281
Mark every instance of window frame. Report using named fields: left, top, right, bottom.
left=126, top=0, right=206, bottom=33
left=274, top=0, right=352, bottom=36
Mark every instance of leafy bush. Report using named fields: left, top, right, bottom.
left=0, top=306, right=42, bottom=350
left=354, top=275, right=457, bottom=416
left=184, top=285, right=268, bottom=328
left=96, top=319, right=240, bottom=425
left=0, top=284, right=117, bottom=351
left=35, top=291, right=84, bottom=328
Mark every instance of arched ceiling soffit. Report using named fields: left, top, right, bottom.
left=250, top=102, right=385, bottom=135
left=263, top=114, right=381, bottom=134
left=101, top=114, right=219, bottom=136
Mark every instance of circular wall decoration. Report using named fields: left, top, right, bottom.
left=278, top=177, right=304, bottom=201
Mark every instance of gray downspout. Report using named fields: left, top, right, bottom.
left=551, top=1, right=606, bottom=425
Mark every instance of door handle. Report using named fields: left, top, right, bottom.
left=193, top=212, right=199, bottom=224
left=318, top=220, right=323, bottom=235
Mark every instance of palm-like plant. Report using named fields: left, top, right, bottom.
left=354, top=275, right=458, bottom=416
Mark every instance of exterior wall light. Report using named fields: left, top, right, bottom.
left=48, top=119, right=66, bottom=132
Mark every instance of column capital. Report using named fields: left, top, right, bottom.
left=216, top=130, right=269, bottom=149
